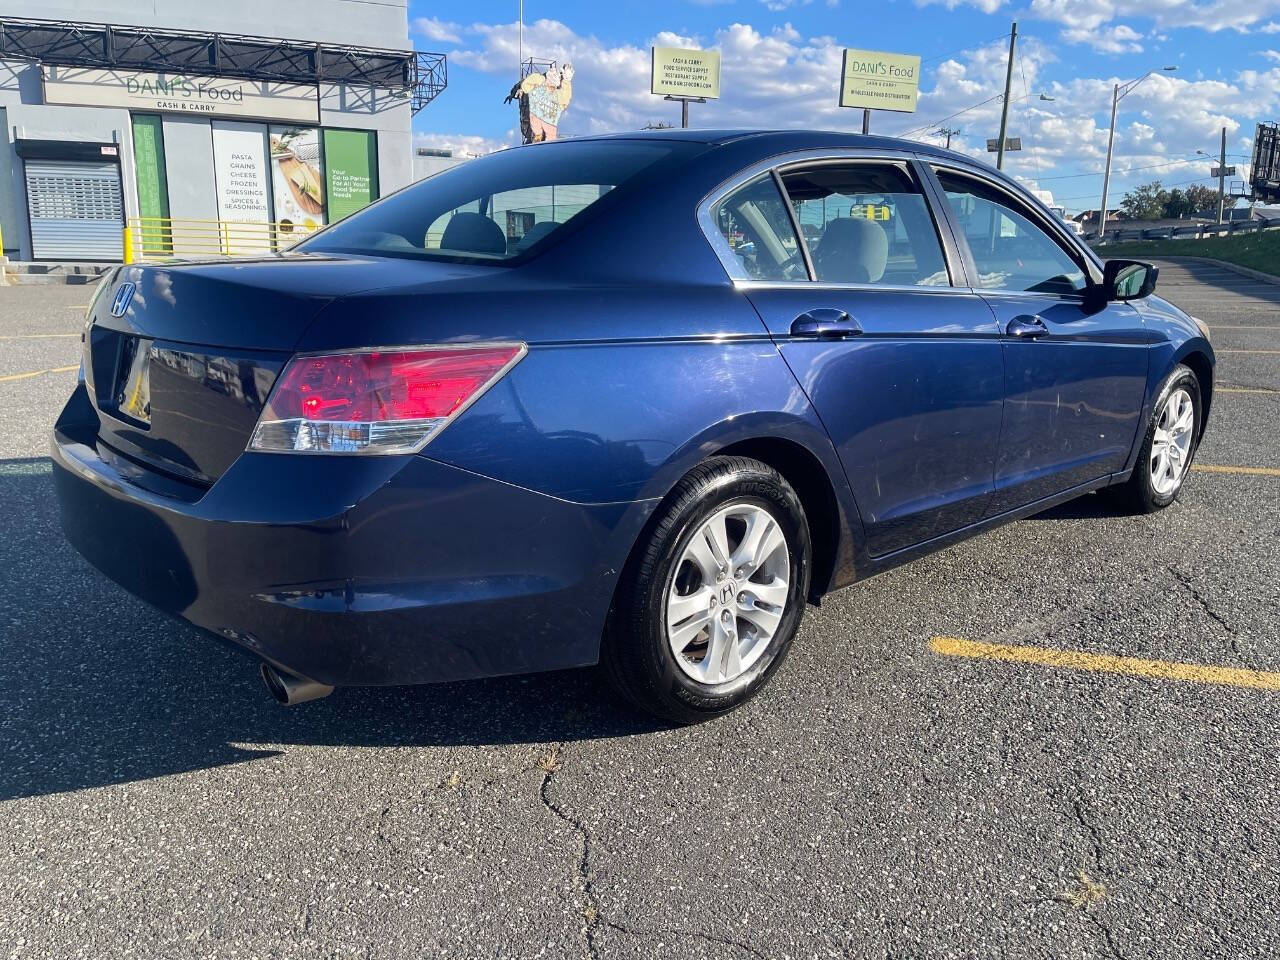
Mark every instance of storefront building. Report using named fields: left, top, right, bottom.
left=0, top=1, right=446, bottom=261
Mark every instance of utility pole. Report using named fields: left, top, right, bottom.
left=935, top=126, right=961, bottom=149
left=862, top=109, right=870, bottom=135
left=995, top=21, right=1017, bottom=170
left=518, top=0, right=523, bottom=76
left=1217, top=125, right=1227, bottom=225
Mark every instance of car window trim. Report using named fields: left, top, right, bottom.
left=772, top=157, right=959, bottom=290
left=697, top=147, right=968, bottom=290
left=926, top=162, right=1104, bottom=290
left=772, top=168, right=815, bottom=280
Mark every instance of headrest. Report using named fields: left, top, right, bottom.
left=814, top=217, right=889, bottom=283
left=440, top=212, right=507, bottom=256
left=515, top=220, right=560, bottom=251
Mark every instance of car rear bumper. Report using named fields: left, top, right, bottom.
left=51, top=402, right=651, bottom=686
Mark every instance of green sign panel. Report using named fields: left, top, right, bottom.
left=131, top=114, right=171, bottom=253
left=323, top=130, right=378, bottom=222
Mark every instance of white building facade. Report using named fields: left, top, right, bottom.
left=0, top=1, right=445, bottom=261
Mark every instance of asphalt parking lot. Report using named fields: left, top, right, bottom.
left=1, top=259, right=1277, bottom=959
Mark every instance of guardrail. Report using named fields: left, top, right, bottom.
left=123, top=217, right=322, bottom=263
left=1088, top=215, right=1280, bottom=246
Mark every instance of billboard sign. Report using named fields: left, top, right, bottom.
left=839, top=48, right=921, bottom=113
left=212, top=121, right=272, bottom=251
left=42, top=65, right=320, bottom=124
left=651, top=46, right=721, bottom=99
left=270, top=126, right=326, bottom=229
left=323, top=129, right=379, bottom=222
left=986, top=137, right=1022, bottom=152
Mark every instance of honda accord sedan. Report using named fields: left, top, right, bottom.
left=53, top=130, right=1214, bottom=722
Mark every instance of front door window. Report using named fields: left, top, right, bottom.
left=936, top=171, right=1086, bottom=295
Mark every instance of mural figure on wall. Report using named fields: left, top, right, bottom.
left=504, top=62, right=575, bottom=143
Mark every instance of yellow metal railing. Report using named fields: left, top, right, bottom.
left=123, top=217, right=323, bottom=263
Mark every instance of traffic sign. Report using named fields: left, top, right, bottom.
left=1211, top=166, right=1236, bottom=178
left=987, top=137, right=1022, bottom=152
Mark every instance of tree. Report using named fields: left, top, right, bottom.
left=1163, top=189, right=1194, bottom=219
left=1184, top=183, right=1221, bottom=214
left=1121, top=180, right=1170, bottom=221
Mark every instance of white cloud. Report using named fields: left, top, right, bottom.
left=916, top=0, right=1280, bottom=50
left=1264, top=50, right=1280, bottom=61
left=761, top=0, right=812, bottom=9
left=413, top=131, right=514, bottom=156
left=1061, top=21, right=1144, bottom=53
left=412, top=16, right=463, bottom=45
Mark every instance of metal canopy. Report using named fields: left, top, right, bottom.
left=0, top=16, right=447, bottom=114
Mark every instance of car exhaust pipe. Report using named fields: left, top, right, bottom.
left=260, top=662, right=334, bottom=706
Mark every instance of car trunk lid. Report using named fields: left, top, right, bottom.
left=83, top=254, right=504, bottom=485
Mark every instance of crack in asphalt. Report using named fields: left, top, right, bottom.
left=536, top=743, right=603, bottom=959
left=1081, top=910, right=1131, bottom=960
left=537, top=745, right=768, bottom=960
left=1072, top=796, right=1107, bottom=872
left=1170, top=567, right=1241, bottom=654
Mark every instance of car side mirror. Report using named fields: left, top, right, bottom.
left=1106, top=259, right=1158, bottom=300
left=1084, top=259, right=1158, bottom=312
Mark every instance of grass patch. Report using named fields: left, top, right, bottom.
left=1098, top=229, right=1280, bottom=276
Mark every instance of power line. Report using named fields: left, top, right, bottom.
left=1034, top=155, right=1208, bottom=182
left=1056, top=174, right=1218, bottom=204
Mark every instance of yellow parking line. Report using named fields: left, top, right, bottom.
left=1218, top=387, right=1278, bottom=395
left=0, top=333, right=79, bottom=340
left=0, top=364, right=78, bottom=384
left=931, top=636, right=1280, bottom=693
left=1192, top=464, right=1280, bottom=476
left=1207, top=325, right=1280, bottom=330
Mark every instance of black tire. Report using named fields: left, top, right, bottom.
left=1106, top=364, right=1202, bottom=513
left=602, top=456, right=812, bottom=724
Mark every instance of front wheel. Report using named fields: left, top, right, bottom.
left=1108, top=364, right=1202, bottom=513
left=602, top=456, right=812, bottom=724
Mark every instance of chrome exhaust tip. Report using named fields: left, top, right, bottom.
left=260, top=662, right=334, bottom=706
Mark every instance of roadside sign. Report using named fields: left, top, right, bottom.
left=651, top=46, right=721, bottom=99
left=987, top=137, right=1022, bottom=152
left=1211, top=166, right=1236, bottom=178
left=838, top=48, right=920, bottom=113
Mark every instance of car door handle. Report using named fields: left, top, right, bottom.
left=791, top=309, right=862, bottom=339
left=1006, top=315, right=1049, bottom=338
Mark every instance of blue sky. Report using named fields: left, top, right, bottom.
left=406, top=0, right=1280, bottom=212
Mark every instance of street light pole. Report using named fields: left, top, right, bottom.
left=1096, top=65, right=1177, bottom=241
left=1098, top=83, right=1120, bottom=241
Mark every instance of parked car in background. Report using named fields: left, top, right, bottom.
left=53, top=130, right=1215, bottom=722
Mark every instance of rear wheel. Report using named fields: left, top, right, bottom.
left=1108, top=364, right=1202, bottom=513
left=602, top=456, right=811, bottom=724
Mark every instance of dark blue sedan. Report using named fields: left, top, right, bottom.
left=53, top=130, right=1215, bottom=722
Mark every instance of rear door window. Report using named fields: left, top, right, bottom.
left=778, top=163, right=951, bottom=287
left=709, top=174, right=806, bottom=281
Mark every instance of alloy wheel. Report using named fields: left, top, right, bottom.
left=665, top=502, right=791, bottom=685
left=1150, top=387, right=1195, bottom=496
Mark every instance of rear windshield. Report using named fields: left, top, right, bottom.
left=299, top=140, right=691, bottom=263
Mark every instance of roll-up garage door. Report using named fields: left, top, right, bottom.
left=24, top=160, right=124, bottom=261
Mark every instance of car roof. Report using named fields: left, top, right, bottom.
left=566, top=127, right=966, bottom=163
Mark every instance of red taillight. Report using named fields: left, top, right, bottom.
left=249, top=344, right=524, bottom=454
